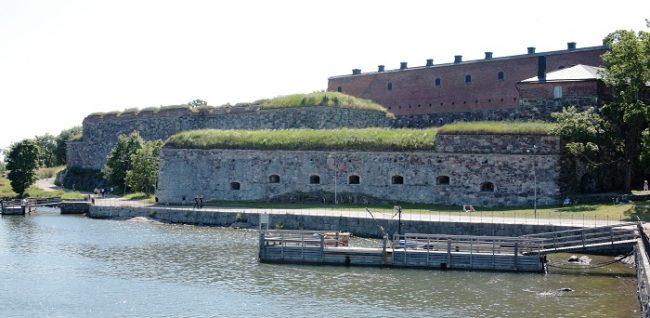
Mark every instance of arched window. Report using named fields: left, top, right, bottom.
left=348, top=175, right=360, bottom=184
left=337, top=86, right=342, bottom=92
left=465, top=74, right=472, bottom=83
left=436, top=176, right=450, bottom=185
left=387, top=82, right=393, bottom=91
left=230, top=182, right=240, bottom=190
left=435, top=78, right=441, bottom=86
left=269, top=175, right=280, bottom=183
left=391, top=175, right=404, bottom=184
left=497, top=71, right=504, bottom=80
left=309, top=175, right=320, bottom=184
left=480, top=182, right=494, bottom=192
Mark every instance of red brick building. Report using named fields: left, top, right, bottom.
left=327, top=43, right=606, bottom=126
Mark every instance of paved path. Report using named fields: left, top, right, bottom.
left=34, top=177, right=93, bottom=195
left=93, top=197, right=629, bottom=228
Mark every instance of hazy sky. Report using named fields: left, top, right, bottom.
left=1, top=0, right=649, bottom=149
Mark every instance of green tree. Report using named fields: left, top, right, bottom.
left=188, top=99, right=207, bottom=108
left=601, top=29, right=650, bottom=191
left=125, top=140, right=163, bottom=194
left=5, top=139, right=41, bottom=197
left=54, top=126, right=82, bottom=165
left=34, top=134, right=57, bottom=167
left=0, top=160, right=6, bottom=175
left=103, top=131, right=143, bottom=192
left=641, top=128, right=650, bottom=175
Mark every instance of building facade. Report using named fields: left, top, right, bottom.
left=327, top=43, right=606, bottom=126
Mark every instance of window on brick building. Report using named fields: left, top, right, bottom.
left=309, top=175, right=320, bottom=184
left=465, top=75, right=472, bottom=83
left=554, top=86, right=562, bottom=99
left=436, top=176, right=450, bottom=185
left=391, top=175, right=404, bottom=184
left=337, top=86, right=342, bottom=92
left=435, top=78, right=441, bottom=86
left=348, top=175, right=360, bottom=184
left=387, top=82, right=393, bottom=91
left=497, top=71, right=504, bottom=80
left=480, top=182, right=494, bottom=192
left=269, top=175, right=280, bottom=183
left=230, top=182, right=240, bottom=190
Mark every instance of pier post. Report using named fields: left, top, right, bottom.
left=447, top=239, right=452, bottom=268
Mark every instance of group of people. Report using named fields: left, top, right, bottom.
left=93, top=187, right=114, bottom=198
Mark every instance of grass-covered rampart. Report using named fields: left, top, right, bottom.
left=438, top=121, right=557, bottom=135
left=87, top=92, right=392, bottom=119
left=166, top=128, right=438, bottom=151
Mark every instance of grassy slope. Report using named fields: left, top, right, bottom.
left=166, top=128, right=438, bottom=151
left=0, top=176, right=85, bottom=200
left=88, top=92, right=393, bottom=118
left=438, top=121, right=557, bottom=135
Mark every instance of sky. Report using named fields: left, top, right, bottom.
left=0, top=0, right=649, bottom=150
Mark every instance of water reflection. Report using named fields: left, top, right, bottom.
left=0, top=211, right=640, bottom=318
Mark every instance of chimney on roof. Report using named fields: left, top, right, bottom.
left=426, top=59, right=434, bottom=67
left=527, top=47, right=536, bottom=54
left=400, top=62, right=408, bottom=70
left=567, top=42, right=577, bottom=50
left=537, top=55, right=547, bottom=82
left=378, top=65, right=385, bottom=72
left=484, top=52, right=493, bottom=60
left=352, top=69, right=361, bottom=75
left=454, top=55, right=462, bottom=64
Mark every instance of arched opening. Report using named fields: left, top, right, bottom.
left=337, top=86, right=342, bottom=92
left=348, top=175, right=360, bottom=185
left=497, top=71, right=504, bottom=80
left=480, top=182, right=494, bottom=192
left=269, top=174, right=280, bottom=183
left=436, top=176, right=450, bottom=185
left=465, top=74, right=472, bottom=83
left=435, top=78, right=441, bottom=86
left=391, top=175, right=404, bottom=185
left=309, top=175, right=320, bottom=185
left=230, top=182, right=241, bottom=190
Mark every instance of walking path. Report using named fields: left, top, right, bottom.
left=92, top=197, right=629, bottom=228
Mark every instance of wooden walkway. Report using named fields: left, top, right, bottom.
left=1, top=197, right=62, bottom=215
left=258, top=223, right=640, bottom=273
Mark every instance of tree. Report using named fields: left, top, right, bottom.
left=551, top=106, right=613, bottom=163
left=601, top=29, right=650, bottom=191
left=188, top=99, right=207, bottom=108
left=5, top=139, right=41, bottom=197
left=54, top=126, right=82, bottom=165
left=0, top=160, right=6, bottom=175
left=34, top=134, right=57, bottom=167
left=125, top=140, right=163, bottom=194
left=103, top=131, right=143, bottom=192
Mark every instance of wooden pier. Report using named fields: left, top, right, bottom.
left=1, top=197, right=63, bottom=215
left=258, top=223, right=639, bottom=273
left=259, top=230, right=547, bottom=272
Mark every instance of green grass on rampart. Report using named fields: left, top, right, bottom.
left=87, top=92, right=392, bottom=119
left=165, top=128, right=438, bottom=151
left=260, top=92, right=393, bottom=117
left=438, top=121, right=557, bottom=135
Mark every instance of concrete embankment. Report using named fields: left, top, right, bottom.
left=89, top=205, right=577, bottom=237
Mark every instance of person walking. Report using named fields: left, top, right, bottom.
left=644, top=180, right=649, bottom=193
left=193, top=195, right=199, bottom=209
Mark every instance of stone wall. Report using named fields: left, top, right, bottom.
left=156, top=135, right=562, bottom=207
left=67, top=106, right=392, bottom=170
left=88, top=205, right=576, bottom=238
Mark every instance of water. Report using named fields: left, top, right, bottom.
left=0, top=209, right=640, bottom=317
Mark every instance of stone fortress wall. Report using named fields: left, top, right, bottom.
left=156, top=134, right=561, bottom=207
left=67, top=105, right=392, bottom=170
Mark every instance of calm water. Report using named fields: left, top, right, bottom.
left=0, top=209, right=640, bottom=318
